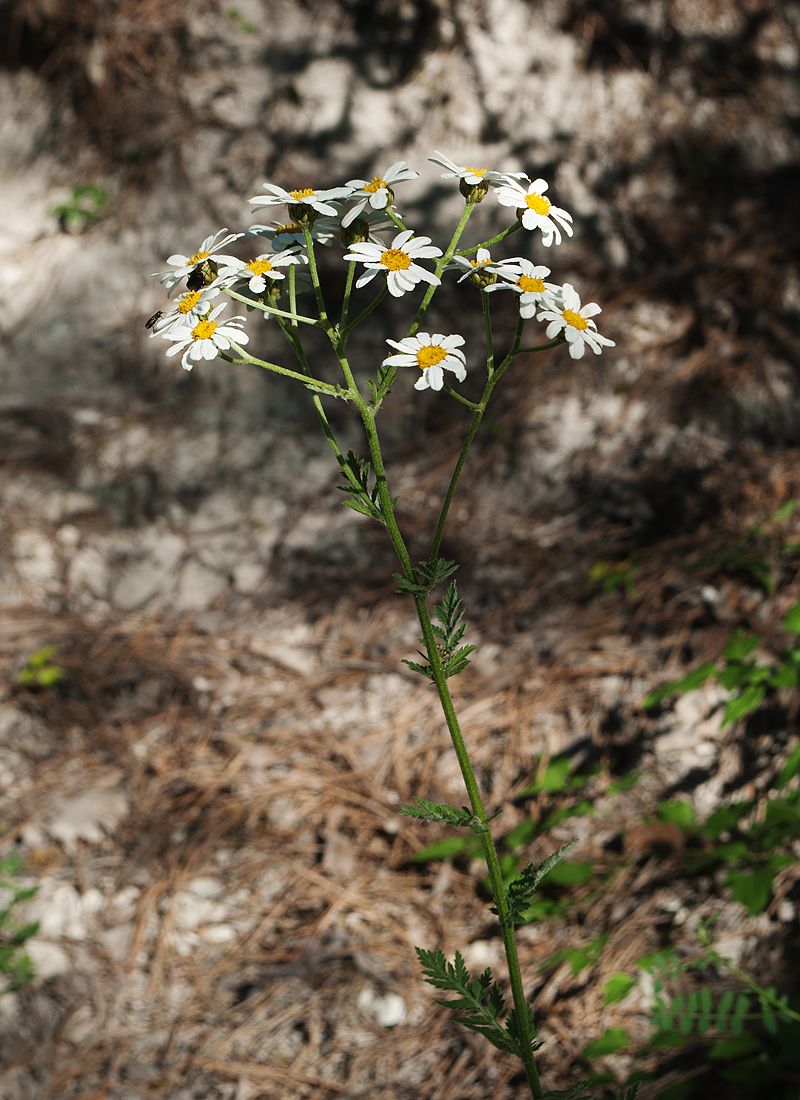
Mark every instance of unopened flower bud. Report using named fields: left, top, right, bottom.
left=287, top=202, right=318, bottom=226
left=340, top=218, right=371, bottom=247
left=459, top=177, right=490, bottom=203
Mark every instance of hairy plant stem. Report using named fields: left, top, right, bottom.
left=355, top=395, right=543, bottom=1100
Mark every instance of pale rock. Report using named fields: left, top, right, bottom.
left=46, top=787, right=129, bottom=852
left=25, top=939, right=71, bottom=979
left=357, top=986, right=407, bottom=1027
left=194, top=530, right=249, bottom=572
left=56, top=524, right=81, bottom=546
left=81, top=888, right=104, bottom=914
left=186, top=876, right=224, bottom=898
left=249, top=496, right=287, bottom=528
left=199, top=923, right=237, bottom=944
left=175, top=559, right=228, bottom=610
left=112, top=530, right=185, bottom=609
left=233, top=561, right=264, bottom=594
left=102, top=921, right=134, bottom=962
left=67, top=545, right=110, bottom=599
left=13, top=529, right=58, bottom=584
left=61, top=1003, right=96, bottom=1045
left=31, top=883, right=87, bottom=939
left=188, top=492, right=245, bottom=533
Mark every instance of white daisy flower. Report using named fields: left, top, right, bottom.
left=383, top=332, right=467, bottom=391
left=485, top=259, right=561, bottom=317
left=247, top=219, right=336, bottom=251
left=536, top=283, right=615, bottom=359
left=162, top=302, right=249, bottom=371
left=344, top=228, right=442, bottom=298
left=220, top=249, right=305, bottom=294
left=493, top=178, right=573, bottom=247
left=447, top=248, right=521, bottom=286
left=428, top=151, right=524, bottom=187
left=342, top=161, right=419, bottom=227
left=148, top=284, right=222, bottom=337
left=249, top=183, right=350, bottom=218
left=153, top=229, right=243, bottom=296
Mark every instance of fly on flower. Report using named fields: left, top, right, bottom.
left=144, top=311, right=163, bottom=330
left=162, top=302, right=249, bottom=371
left=146, top=284, right=223, bottom=337
left=344, top=228, right=442, bottom=298
left=341, top=161, right=418, bottom=227
left=537, top=283, right=615, bottom=358
left=383, top=333, right=466, bottom=391
left=493, top=177, right=573, bottom=247
left=154, top=229, right=243, bottom=297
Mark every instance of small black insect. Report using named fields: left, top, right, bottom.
left=186, top=264, right=205, bottom=292
left=186, top=258, right=219, bottom=292
left=145, top=310, right=164, bottom=330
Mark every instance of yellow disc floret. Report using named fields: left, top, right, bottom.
left=525, top=193, right=551, bottom=216
left=417, top=346, right=448, bottom=369
left=518, top=274, right=545, bottom=293
left=192, top=319, right=217, bottom=340
left=365, top=177, right=387, bottom=193
left=187, top=249, right=211, bottom=265
left=290, top=188, right=315, bottom=200
left=380, top=248, right=412, bottom=271
left=466, top=167, right=486, bottom=177
left=562, top=309, right=589, bottom=330
left=178, top=290, right=203, bottom=314
left=248, top=258, right=274, bottom=275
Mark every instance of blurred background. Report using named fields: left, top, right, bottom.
left=1, top=1, right=800, bottom=1098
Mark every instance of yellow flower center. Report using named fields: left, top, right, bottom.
left=276, top=223, right=300, bottom=233
left=471, top=257, right=488, bottom=268
left=192, top=319, right=217, bottom=340
left=248, top=258, right=274, bottom=276
left=466, top=167, right=486, bottom=176
left=187, top=249, right=210, bottom=265
left=417, top=346, right=448, bottom=369
left=518, top=275, right=545, bottom=293
left=365, top=177, right=387, bottom=193
left=290, top=188, right=315, bottom=200
left=562, top=308, right=588, bottom=330
left=178, top=290, right=203, bottom=314
left=525, top=193, right=551, bottom=216
left=380, top=248, right=411, bottom=271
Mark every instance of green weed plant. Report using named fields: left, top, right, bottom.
left=145, top=155, right=797, bottom=1098
left=0, top=852, right=39, bottom=996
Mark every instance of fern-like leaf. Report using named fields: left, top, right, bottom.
left=498, top=840, right=578, bottom=923
left=400, top=798, right=480, bottom=829
left=402, top=580, right=476, bottom=679
left=415, top=947, right=528, bottom=1057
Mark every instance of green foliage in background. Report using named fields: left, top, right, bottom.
left=0, top=851, right=39, bottom=995
left=17, top=644, right=64, bottom=690
left=690, top=500, right=800, bottom=594
left=643, top=599, right=800, bottom=727
left=47, top=184, right=110, bottom=233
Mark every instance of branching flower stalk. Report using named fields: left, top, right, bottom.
left=149, top=154, right=617, bottom=1099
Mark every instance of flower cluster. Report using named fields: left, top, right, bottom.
left=148, top=153, right=615, bottom=379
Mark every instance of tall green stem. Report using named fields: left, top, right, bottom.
left=356, top=399, right=543, bottom=1100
